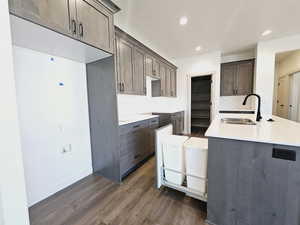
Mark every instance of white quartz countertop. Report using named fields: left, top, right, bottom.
left=119, top=114, right=159, bottom=126
left=205, top=114, right=300, bottom=147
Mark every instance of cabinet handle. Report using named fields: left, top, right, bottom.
left=71, top=19, right=76, bottom=35
left=79, top=23, right=84, bottom=37
left=133, top=125, right=140, bottom=128
left=122, top=83, right=124, bottom=92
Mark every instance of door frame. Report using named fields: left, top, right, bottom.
left=186, top=71, right=217, bottom=134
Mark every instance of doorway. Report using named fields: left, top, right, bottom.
left=276, top=72, right=300, bottom=122
left=190, top=75, right=212, bottom=137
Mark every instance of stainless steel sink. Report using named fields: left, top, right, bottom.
left=221, top=118, right=256, bottom=125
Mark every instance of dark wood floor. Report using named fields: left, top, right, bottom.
left=29, top=157, right=207, bottom=225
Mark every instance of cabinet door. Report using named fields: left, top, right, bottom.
left=145, top=55, right=154, bottom=77
left=159, top=63, right=167, bottom=96
left=165, top=66, right=172, bottom=97
left=115, top=37, right=121, bottom=93
left=236, top=60, right=254, bottom=95
left=118, top=39, right=134, bottom=94
left=9, top=0, right=71, bottom=36
left=76, top=0, right=114, bottom=53
left=153, top=59, right=160, bottom=78
left=133, top=48, right=146, bottom=95
left=221, top=63, right=236, bottom=96
left=170, top=69, right=177, bottom=97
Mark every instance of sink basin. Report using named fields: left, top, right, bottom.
left=221, top=118, right=256, bottom=125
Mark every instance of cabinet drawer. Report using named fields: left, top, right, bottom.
left=149, top=117, right=159, bottom=126
left=120, top=150, right=146, bottom=175
left=119, top=120, right=148, bottom=135
left=119, top=131, right=146, bottom=156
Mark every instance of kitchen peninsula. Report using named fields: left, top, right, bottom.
left=205, top=114, right=300, bottom=225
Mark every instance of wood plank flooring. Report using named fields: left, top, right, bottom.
left=29, top=157, right=207, bottom=225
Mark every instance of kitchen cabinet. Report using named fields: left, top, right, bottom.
left=153, top=111, right=184, bottom=135
left=115, top=36, right=146, bottom=95
left=221, top=59, right=254, bottom=96
left=170, top=69, right=177, bottom=97
left=153, top=59, right=160, bottom=78
left=207, top=137, right=300, bottom=225
left=86, top=57, right=120, bottom=183
left=119, top=118, right=159, bottom=178
left=171, top=111, right=184, bottom=134
left=115, top=27, right=177, bottom=97
left=159, top=64, right=177, bottom=97
left=145, top=55, right=154, bottom=77
left=9, top=0, right=71, bottom=36
left=75, top=0, right=114, bottom=53
left=165, top=66, right=171, bottom=97
left=116, top=37, right=134, bottom=94
left=133, top=47, right=146, bottom=95
left=9, top=0, right=117, bottom=53
left=159, top=63, right=167, bottom=96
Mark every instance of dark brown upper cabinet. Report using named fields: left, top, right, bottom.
left=116, top=37, right=135, bottom=94
left=8, top=0, right=119, bottom=53
left=132, top=47, right=146, bottom=95
left=115, top=26, right=177, bottom=97
left=220, top=59, right=255, bottom=96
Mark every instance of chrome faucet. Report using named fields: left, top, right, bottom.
left=242, top=94, right=262, bottom=122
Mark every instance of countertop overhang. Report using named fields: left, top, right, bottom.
left=205, top=114, right=300, bottom=147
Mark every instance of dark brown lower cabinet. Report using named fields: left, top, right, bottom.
left=119, top=118, right=159, bottom=178
left=207, top=137, right=300, bottom=225
left=153, top=111, right=184, bottom=135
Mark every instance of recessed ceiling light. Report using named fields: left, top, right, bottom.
left=179, top=16, right=188, bottom=26
left=262, top=30, right=272, bottom=36
left=195, top=46, right=202, bottom=51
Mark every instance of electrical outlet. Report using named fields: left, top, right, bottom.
left=61, top=144, right=72, bottom=154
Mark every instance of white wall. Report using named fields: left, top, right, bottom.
left=0, top=0, right=30, bottom=224
left=276, top=50, right=300, bottom=78
left=13, top=46, right=93, bottom=206
left=255, top=34, right=300, bottom=115
left=174, top=51, right=221, bottom=132
left=273, top=51, right=300, bottom=114
left=0, top=192, right=4, bottom=225
left=118, top=77, right=185, bottom=117
left=112, top=0, right=173, bottom=62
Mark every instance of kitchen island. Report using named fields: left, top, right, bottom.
left=205, top=114, right=300, bottom=225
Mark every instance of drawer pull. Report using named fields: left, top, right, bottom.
left=133, top=125, right=140, bottom=128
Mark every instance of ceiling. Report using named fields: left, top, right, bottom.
left=113, top=0, right=300, bottom=59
